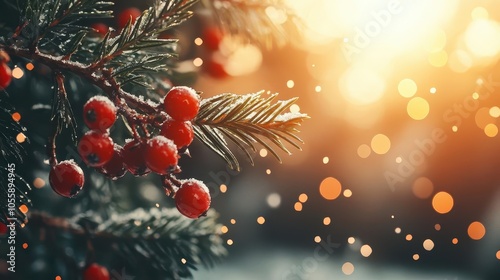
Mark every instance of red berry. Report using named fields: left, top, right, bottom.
left=49, top=160, right=85, bottom=198
left=202, top=27, right=223, bottom=51
left=91, top=23, right=109, bottom=36
left=163, top=86, right=200, bottom=121
left=160, top=119, right=194, bottom=149
left=0, top=63, right=12, bottom=90
left=83, top=96, right=117, bottom=131
left=83, top=263, right=110, bottom=280
left=122, top=140, right=150, bottom=176
left=78, top=131, right=114, bottom=167
left=175, top=179, right=211, bottom=219
left=97, top=144, right=127, bottom=180
left=117, top=7, right=142, bottom=29
left=204, top=58, right=229, bottom=79
left=0, top=50, right=10, bottom=63
left=144, top=136, right=178, bottom=174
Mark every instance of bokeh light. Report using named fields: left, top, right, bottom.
left=342, top=262, right=354, bottom=275
left=319, top=177, right=342, bottom=200
left=357, top=144, right=371, bottom=158
left=468, top=221, right=486, bottom=240
left=423, top=239, right=435, bottom=251
left=340, top=65, right=385, bottom=105
left=432, top=192, right=454, bottom=214
left=412, top=177, right=434, bottom=199
left=464, top=19, right=500, bottom=58
left=407, top=97, right=430, bottom=120
left=398, top=79, right=418, bottom=98
left=360, top=244, right=372, bottom=257
left=371, top=134, right=391, bottom=155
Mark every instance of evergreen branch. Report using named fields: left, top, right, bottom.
left=202, top=0, right=303, bottom=48
left=28, top=208, right=227, bottom=279
left=194, top=91, right=308, bottom=171
left=0, top=94, right=28, bottom=163
left=0, top=167, right=32, bottom=225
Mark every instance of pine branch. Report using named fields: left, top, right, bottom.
left=29, top=208, right=227, bottom=278
left=202, top=0, right=303, bottom=48
left=194, top=91, right=308, bottom=171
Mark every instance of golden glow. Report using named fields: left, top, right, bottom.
left=314, top=236, right=321, bottom=243
left=432, top=191, right=454, bottom=214
left=371, top=134, right=391, bottom=155
left=396, top=156, right=402, bottom=163
left=430, top=87, right=437, bottom=94
left=406, top=234, right=413, bottom=241
left=221, top=226, right=229, bottom=234
left=448, top=50, right=472, bottom=73
left=343, top=189, right=352, bottom=198
left=12, top=112, right=21, bottom=122
left=287, top=80, right=295, bottom=88
left=16, top=132, right=27, bottom=143
left=22, top=243, right=28, bottom=249
left=452, top=238, right=458, bottom=245
left=484, top=124, right=498, bottom=137
left=412, top=177, right=434, bottom=199
left=452, top=125, right=458, bottom=132
left=227, top=239, right=234, bottom=246
left=220, top=184, right=227, bottom=193
left=407, top=97, right=430, bottom=120
left=357, top=144, right=371, bottom=158
left=360, top=244, right=372, bottom=257
left=257, top=216, right=266, bottom=224
left=465, top=19, right=500, bottom=58
left=55, top=277, right=62, bottom=280
left=413, top=254, right=420, bottom=261
left=224, top=43, right=263, bottom=76
left=428, top=50, right=448, bottom=67
left=323, top=217, right=331, bottom=226
left=496, top=250, right=500, bottom=260
left=471, top=7, right=489, bottom=20
left=423, top=239, right=434, bottom=251
left=266, top=169, right=272, bottom=175
left=340, top=65, right=385, bottom=105
left=434, top=224, right=441, bottom=231
left=298, top=193, right=308, bottom=203
left=395, top=227, right=401, bottom=234
left=472, top=92, right=480, bottom=100
left=181, top=258, right=187, bottom=264
left=468, top=221, right=486, bottom=240
left=33, top=178, right=45, bottom=188
left=294, top=202, right=303, bottom=211
left=347, top=237, right=355, bottom=244
left=12, top=67, right=24, bottom=79
left=319, top=177, right=342, bottom=200
left=230, top=219, right=236, bottom=224
left=423, top=29, right=447, bottom=53
left=315, top=85, right=322, bottom=93
left=398, top=78, right=418, bottom=98
left=342, top=262, right=354, bottom=276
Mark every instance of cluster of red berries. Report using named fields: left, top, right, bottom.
left=0, top=50, right=12, bottom=90
left=49, top=86, right=211, bottom=218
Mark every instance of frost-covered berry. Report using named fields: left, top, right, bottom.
left=78, top=131, right=114, bottom=167
left=144, top=136, right=178, bottom=174
left=83, top=96, right=117, bottom=131
left=97, top=144, right=127, bottom=180
left=122, top=139, right=151, bottom=176
left=175, top=179, right=211, bottom=219
left=83, top=263, right=110, bottom=280
left=49, top=160, right=85, bottom=198
left=163, top=86, right=200, bottom=121
left=160, top=119, right=194, bottom=149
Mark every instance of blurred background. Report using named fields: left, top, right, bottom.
left=185, top=0, right=500, bottom=279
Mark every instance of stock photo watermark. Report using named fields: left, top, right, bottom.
left=385, top=74, right=500, bottom=191
left=342, top=0, right=403, bottom=63
left=280, top=235, right=340, bottom=280
left=5, top=163, right=17, bottom=273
